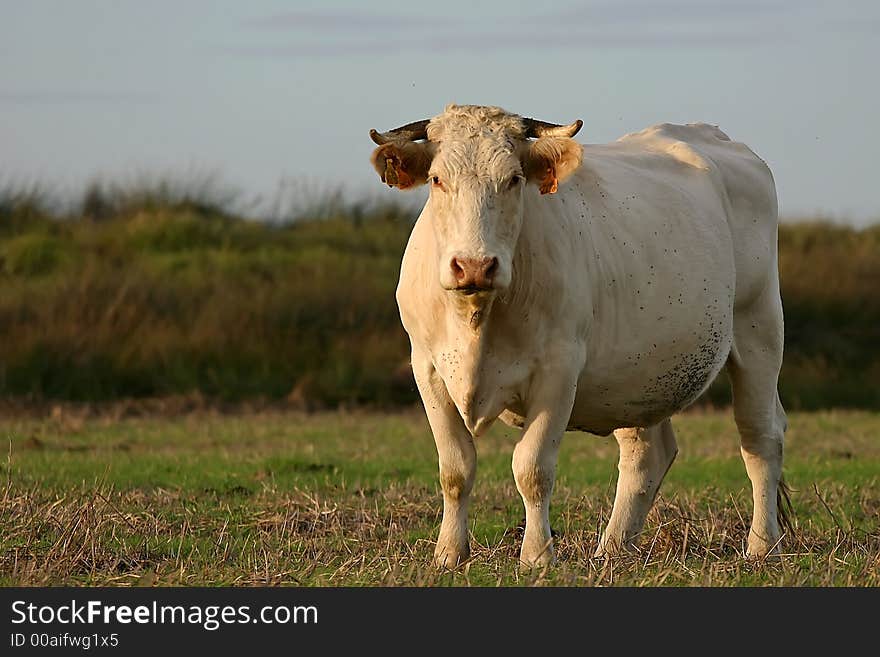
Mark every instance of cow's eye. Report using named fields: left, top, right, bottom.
left=431, top=175, right=441, bottom=186
left=508, top=175, right=522, bottom=189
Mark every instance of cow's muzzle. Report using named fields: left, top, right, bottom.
left=450, top=256, right=498, bottom=293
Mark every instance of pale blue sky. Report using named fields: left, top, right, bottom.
left=1, top=1, right=878, bottom=224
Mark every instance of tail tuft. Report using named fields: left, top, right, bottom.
left=777, top=476, right=795, bottom=535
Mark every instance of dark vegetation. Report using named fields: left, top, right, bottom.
left=1, top=181, right=878, bottom=410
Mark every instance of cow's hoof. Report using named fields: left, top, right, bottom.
left=434, top=544, right=469, bottom=569
left=519, top=555, right=555, bottom=571
left=745, top=531, right=782, bottom=560
left=519, top=543, right=555, bottom=570
left=594, top=535, right=636, bottom=559
left=594, top=540, right=614, bottom=559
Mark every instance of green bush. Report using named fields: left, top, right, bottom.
left=0, top=183, right=876, bottom=409
left=1, top=233, right=69, bottom=276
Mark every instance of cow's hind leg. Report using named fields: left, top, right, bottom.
left=412, top=354, right=477, bottom=568
left=727, top=286, right=788, bottom=558
left=595, top=419, right=678, bottom=557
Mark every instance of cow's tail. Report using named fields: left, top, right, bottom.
left=777, top=476, right=795, bottom=535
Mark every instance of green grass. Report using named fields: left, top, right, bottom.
left=2, top=408, right=877, bottom=586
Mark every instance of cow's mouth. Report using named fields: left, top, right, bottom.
left=455, top=285, right=493, bottom=296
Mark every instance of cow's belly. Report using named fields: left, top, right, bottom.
left=567, top=289, right=734, bottom=435
left=496, top=323, right=733, bottom=437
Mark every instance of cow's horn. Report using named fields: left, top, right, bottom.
left=523, top=117, right=583, bottom=139
left=369, top=119, right=431, bottom=145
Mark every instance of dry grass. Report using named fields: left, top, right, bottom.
left=2, top=408, right=878, bottom=587
left=3, top=480, right=878, bottom=587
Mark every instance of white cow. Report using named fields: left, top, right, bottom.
left=369, top=104, right=789, bottom=568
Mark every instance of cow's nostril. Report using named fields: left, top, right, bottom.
left=451, top=257, right=466, bottom=282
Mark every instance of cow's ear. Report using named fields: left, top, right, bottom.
left=522, top=137, right=583, bottom=195
left=370, top=142, right=434, bottom=190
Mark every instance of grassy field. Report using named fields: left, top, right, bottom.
left=1, top=407, right=878, bottom=586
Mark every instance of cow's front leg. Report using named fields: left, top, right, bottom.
left=412, top=353, right=477, bottom=568
left=513, top=365, right=580, bottom=568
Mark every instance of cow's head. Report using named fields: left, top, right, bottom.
left=369, top=105, right=583, bottom=295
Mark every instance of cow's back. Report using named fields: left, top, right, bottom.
left=617, top=123, right=779, bottom=308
